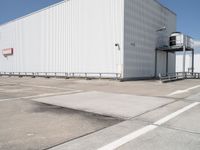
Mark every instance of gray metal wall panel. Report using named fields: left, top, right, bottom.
left=156, top=51, right=167, bottom=75
left=168, top=52, right=176, bottom=73
left=0, top=0, right=124, bottom=78
left=124, top=0, right=176, bottom=78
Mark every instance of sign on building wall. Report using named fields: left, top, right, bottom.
left=2, top=48, right=13, bottom=56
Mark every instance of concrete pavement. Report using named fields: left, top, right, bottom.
left=50, top=99, right=200, bottom=150
left=0, top=77, right=200, bottom=150
left=33, top=91, right=174, bottom=119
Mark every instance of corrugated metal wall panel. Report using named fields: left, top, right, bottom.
left=176, top=53, right=200, bottom=72
left=156, top=51, right=176, bottom=75
left=156, top=51, right=167, bottom=75
left=168, top=52, right=176, bottom=73
left=0, top=0, right=124, bottom=78
left=123, top=0, right=176, bottom=78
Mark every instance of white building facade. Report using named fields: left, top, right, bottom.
left=176, top=52, right=200, bottom=73
left=0, top=0, right=176, bottom=80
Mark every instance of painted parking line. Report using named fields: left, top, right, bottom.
left=154, top=102, right=200, bottom=125
left=0, top=90, right=82, bottom=102
left=0, top=97, right=22, bottom=102
left=97, top=102, right=200, bottom=150
left=0, top=88, right=33, bottom=93
left=0, top=81, right=76, bottom=91
left=20, top=84, right=75, bottom=91
left=168, top=85, right=200, bottom=96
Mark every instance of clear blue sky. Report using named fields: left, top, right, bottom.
left=160, top=0, right=200, bottom=40
left=0, top=0, right=199, bottom=39
left=0, top=0, right=63, bottom=24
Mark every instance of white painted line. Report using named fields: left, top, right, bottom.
left=1, top=88, right=33, bottom=93
left=0, top=90, right=82, bottom=102
left=0, top=81, right=76, bottom=91
left=154, top=102, right=200, bottom=125
left=168, top=85, right=200, bottom=96
left=97, top=102, right=200, bottom=150
left=20, top=84, right=74, bottom=91
left=97, top=125, right=157, bottom=150
left=0, top=97, right=21, bottom=102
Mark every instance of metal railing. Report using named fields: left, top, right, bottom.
left=0, top=72, right=122, bottom=80
left=176, top=72, right=200, bottom=79
left=159, top=72, right=200, bottom=83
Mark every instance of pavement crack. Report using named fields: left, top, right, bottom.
left=42, top=125, right=117, bottom=150
left=127, top=99, right=180, bottom=120
left=155, top=125, right=200, bottom=135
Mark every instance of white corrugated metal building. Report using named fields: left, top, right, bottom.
left=0, top=0, right=176, bottom=80
left=176, top=39, right=200, bottom=73
left=176, top=51, right=200, bottom=73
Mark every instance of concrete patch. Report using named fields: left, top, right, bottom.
left=33, top=91, right=174, bottom=119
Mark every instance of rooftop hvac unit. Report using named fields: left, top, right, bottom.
left=169, top=32, right=194, bottom=49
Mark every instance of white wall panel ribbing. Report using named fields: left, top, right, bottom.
left=0, top=0, right=124, bottom=77
left=0, top=0, right=176, bottom=79
left=176, top=53, right=200, bottom=72
left=124, top=0, right=176, bottom=78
